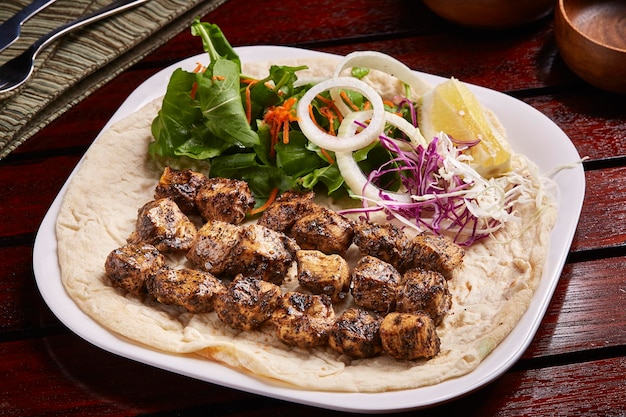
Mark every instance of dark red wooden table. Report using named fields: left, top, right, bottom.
left=2, top=0, right=626, bottom=415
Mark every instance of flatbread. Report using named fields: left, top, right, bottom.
left=56, top=58, right=557, bottom=392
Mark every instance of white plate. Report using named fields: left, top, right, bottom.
left=33, top=46, right=585, bottom=413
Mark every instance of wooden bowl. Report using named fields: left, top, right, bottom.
left=554, top=0, right=626, bottom=94
left=422, top=0, right=555, bottom=29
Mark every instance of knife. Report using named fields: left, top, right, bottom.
left=0, top=0, right=59, bottom=53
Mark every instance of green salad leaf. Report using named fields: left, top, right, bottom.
left=148, top=20, right=409, bottom=207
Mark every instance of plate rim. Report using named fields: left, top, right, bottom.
left=33, top=45, right=585, bottom=413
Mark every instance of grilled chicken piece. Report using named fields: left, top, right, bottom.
left=146, top=267, right=226, bottom=313
left=396, top=269, right=451, bottom=325
left=350, top=255, right=401, bottom=313
left=352, top=220, right=409, bottom=269
left=291, top=206, right=353, bottom=255
left=228, top=224, right=299, bottom=284
left=214, top=275, right=281, bottom=331
left=400, top=234, right=464, bottom=278
left=127, top=198, right=197, bottom=253
left=186, top=220, right=244, bottom=276
left=195, top=177, right=255, bottom=224
left=104, top=243, right=165, bottom=295
left=379, top=312, right=440, bottom=360
left=154, top=167, right=209, bottom=215
left=256, top=190, right=316, bottom=233
left=295, top=250, right=350, bottom=302
left=271, top=292, right=335, bottom=348
left=328, top=308, right=383, bottom=359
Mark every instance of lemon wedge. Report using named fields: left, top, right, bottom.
left=418, top=77, right=511, bottom=177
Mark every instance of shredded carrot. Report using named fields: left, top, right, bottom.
left=244, top=80, right=257, bottom=124
left=190, top=82, right=199, bottom=100
left=319, top=106, right=338, bottom=135
left=263, top=96, right=299, bottom=156
left=315, top=95, right=344, bottom=123
left=320, top=147, right=335, bottom=165
left=383, top=100, right=396, bottom=108
left=308, top=104, right=323, bottom=132
left=193, top=62, right=206, bottom=73
left=249, top=187, right=280, bottom=215
left=212, top=75, right=225, bottom=81
left=340, top=90, right=360, bottom=112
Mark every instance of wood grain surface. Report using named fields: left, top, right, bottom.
left=1, top=0, right=625, bottom=415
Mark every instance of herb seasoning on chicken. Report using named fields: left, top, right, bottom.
left=195, top=177, right=255, bottom=224
left=380, top=312, right=441, bottom=360
left=400, top=233, right=464, bottom=278
left=104, top=243, right=165, bottom=295
left=154, top=167, right=209, bottom=215
left=214, top=275, right=281, bottom=331
left=146, top=267, right=226, bottom=313
left=127, top=198, right=197, bottom=253
left=295, top=249, right=350, bottom=302
left=290, top=205, right=354, bottom=255
left=103, top=172, right=469, bottom=365
left=228, top=224, right=299, bottom=284
left=328, top=308, right=383, bottom=359
left=271, top=292, right=335, bottom=348
left=352, top=219, right=408, bottom=269
left=351, top=255, right=401, bottom=313
left=256, top=190, right=316, bottom=233
left=186, top=220, right=244, bottom=276
left=396, top=269, right=451, bottom=325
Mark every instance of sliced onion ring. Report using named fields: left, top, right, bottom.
left=332, top=51, right=432, bottom=99
left=296, top=77, right=385, bottom=153
left=335, top=111, right=425, bottom=203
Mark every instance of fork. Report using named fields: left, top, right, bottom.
left=0, top=0, right=151, bottom=94
left=0, top=0, right=60, bottom=53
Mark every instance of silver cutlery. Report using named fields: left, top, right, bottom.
left=0, top=0, right=59, bottom=53
left=0, top=0, right=151, bottom=94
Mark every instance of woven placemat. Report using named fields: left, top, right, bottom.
left=0, top=0, right=228, bottom=159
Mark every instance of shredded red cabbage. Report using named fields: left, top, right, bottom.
left=347, top=135, right=501, bottom=246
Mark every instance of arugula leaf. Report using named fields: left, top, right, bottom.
left=150, top=69, right=204, bottom=158
left=150, top=20, right=258, bottom=159
left=209, top=152, right=296, bottom=198
left=190, top=19, right=240, bottom=70
left=148, top=20, right=373, bottom=203
left=195, top=59, right=259, bottom=148
left=275, top=131, right=324, bottom=177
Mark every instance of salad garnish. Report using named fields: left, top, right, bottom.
left=149, top=20, right=544, bottom=245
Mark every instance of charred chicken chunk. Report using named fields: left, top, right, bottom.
left=328, top=308, right=383, bottom=359
left=396, top=269, right=451, bottom=325
left=271, top=292, right=335, bottom=348
left=256, top=190, right=316, bottom=233
left=380, top=312, right=440, bottom=360
left=352, top=220, right=409, bottom=269
left=195, top=177, right=255, bottom=224
left=146, top=267, right=226, bottom=314
left=295, top=250, right=350, bottom=302
left=214, top=275, right=281, bottom=331
left=127, top=198, right=197, bottom=253
left=154, top=167, right=209, bottom=215
left=186, top=220, right=244, bottom=276
left=400, top=234, right=464, bottom=278
left=350, top=255, right=401, bottom=313
left=290, top=206, right=353, bottom=255
left=228, top=224, right=299, bottom=284
left=104, top=243, right=165, bottom=295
